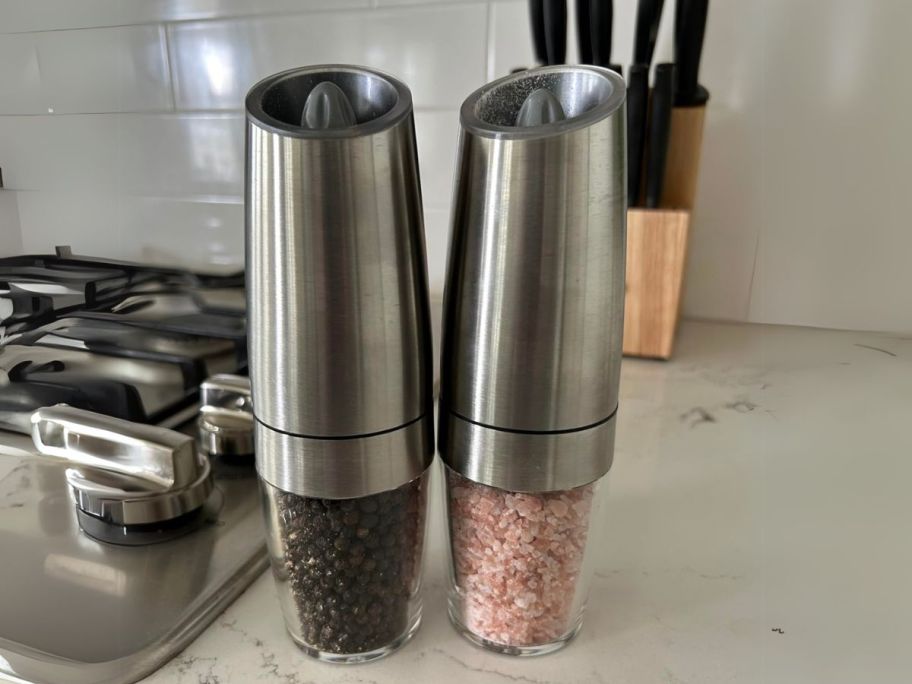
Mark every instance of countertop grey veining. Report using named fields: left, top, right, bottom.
left=142, top=320, right=912, bottom=684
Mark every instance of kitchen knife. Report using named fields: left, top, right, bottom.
left=644, top=62, right=675, bottom=208
left=576, top=0, right=593, bottom=63
left=530, top=0, right=566, bottom=65
left=674, top=0, right=710, bottom=105
left=633, top=0, right=666, bottom=67
left=544, top=0, right=567, bottom=64
left=529, top=0, right=548, bottom=64
left=626, top=63, right=649, bottom=206
left=589, top=0, right=612, bottom=66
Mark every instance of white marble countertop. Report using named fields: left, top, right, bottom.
left=143, top=320, right=912, bottom=684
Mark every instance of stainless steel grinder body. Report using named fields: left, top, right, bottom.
left=440, top=65, right=627, bottom=656
left=245, top=65, right=434, bottom=662
left=245, top=66, right=434, bottom=498
left=440, top=65, right=627, bottom=493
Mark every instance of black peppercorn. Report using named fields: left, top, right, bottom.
left=273, top=475, right=426, bottom=654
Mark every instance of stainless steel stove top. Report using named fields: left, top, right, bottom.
left=0, top=251, right=266, bottom=684
left=0, top=429, right=266, bottom=684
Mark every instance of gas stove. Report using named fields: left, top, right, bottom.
left=0, top=249, right=266, bottom=684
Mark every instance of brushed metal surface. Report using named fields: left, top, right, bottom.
left=199, top=374, right=251, bottom=411
left=439, top=66, right=626, bottom=491
left=31, top=406, right=198, bottom=491
left=246, top=65, right=434, bottom=440
left=30, top=406, right=213, bottom=526
left=441, top=65, right=626, bottom=433
left=440, top=412, right=616, bottom=493
left=0, top=344, right=187, bottom=421
left=198, top=407, right=254, bottom=459
left=198, top=374, right=254, bottom=458
left=254, top=413, right=433, bottom=499
left=0, top=425, right=267, bottom=684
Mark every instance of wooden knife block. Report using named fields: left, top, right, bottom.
left=623, top=104, right=706, bottom=360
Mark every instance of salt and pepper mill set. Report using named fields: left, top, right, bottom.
left=244, top=64, right=627, bottom=661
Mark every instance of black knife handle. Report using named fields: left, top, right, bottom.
left=589, top=0, right=613, bottom=67
left=644, top=63, right=675, bottom=208
left=675, top=0, right=709, bottom=105
left=633, top=0, right=665, bottom=66
left=626, top=63, right=649, bottom=207
left=529, top=0, right=548, bottom=64
left=543, top=0, right=567, bottom=65
left=576, top=0, right=593, bottom=63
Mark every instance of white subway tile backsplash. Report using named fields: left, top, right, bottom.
left=2, top=109, right=453, bottom=279
left=36, top=25, right=173, bottom=114
left=0, top=0, right=369, bottom=34
left=1, top=0, right=907, bottom=333
left=131, top=196, right=244, bottom=270
left=413, top=110, right=457, bottom=293
left=168, top=4, right=487, bottom=110
left=0, top=116, right=117, bottom=192
left=375, top=0, right=494, bottom=5
left=16, top=191, right=121, bottom=256
left=117, top=114, right=245, bottom=198
left=0, top=35, right=44, bottom=115
left=0, top=114, right=244, bottom=198
left=743, top=0, right=912, bottom=333
left=413, top=110, right=459, bottom=212
left=422, top=206, right=450, bottom=294
left=17, top=191, right=243, bottom=271
left=673, top=0, right=759, bottom=323
left=0, top=193, right=23, bottom=256
left=0, top=107, right=452, bottom=211
left=0, top=26, right=172, bottom=115
left=487, top=0, right=534, bottom=80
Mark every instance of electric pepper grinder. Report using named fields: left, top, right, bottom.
left=245, top=65, right=434, bottom=663
left=439, top=65, right=627, bottom=655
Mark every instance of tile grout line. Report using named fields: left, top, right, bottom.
left=29, top=30, right=48, bottom=114
left=745, top=0, right=769, bottom=324
left=161, top=24, right=178, bottom=112
left=0, top=0, right=509, bottom=36
left=0, top=106, right=458, bottom=118
left=9, top=187, right=246, bottom=206
left=745, top=223, right=761, bottom=322
left=484, top=1, right=495, bottom=82
left=0, top=4, right=372, bottom=36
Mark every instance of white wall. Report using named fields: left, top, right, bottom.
left=0, top=0, right=909, bottom=333
left=0, top=193, right=22, bottom=255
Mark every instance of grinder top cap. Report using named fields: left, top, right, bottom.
left=515, top=88, right=567, bottom=127
left=245, top=64, right=412, bottom=138
left=300, top=82, right=357, bottom=129
left=461, top=64, right=625, bottom=140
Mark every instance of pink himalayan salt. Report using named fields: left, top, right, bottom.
left=548, top=499, right=569, bottom=517
left=446, top=470, right=595, bottom=647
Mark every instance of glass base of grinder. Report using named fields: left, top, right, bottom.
left=290, top=608, right=422, bottom=664
left=447, top=600, right=582, bottom=657
left=260, top=472, right=429, bottom=663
